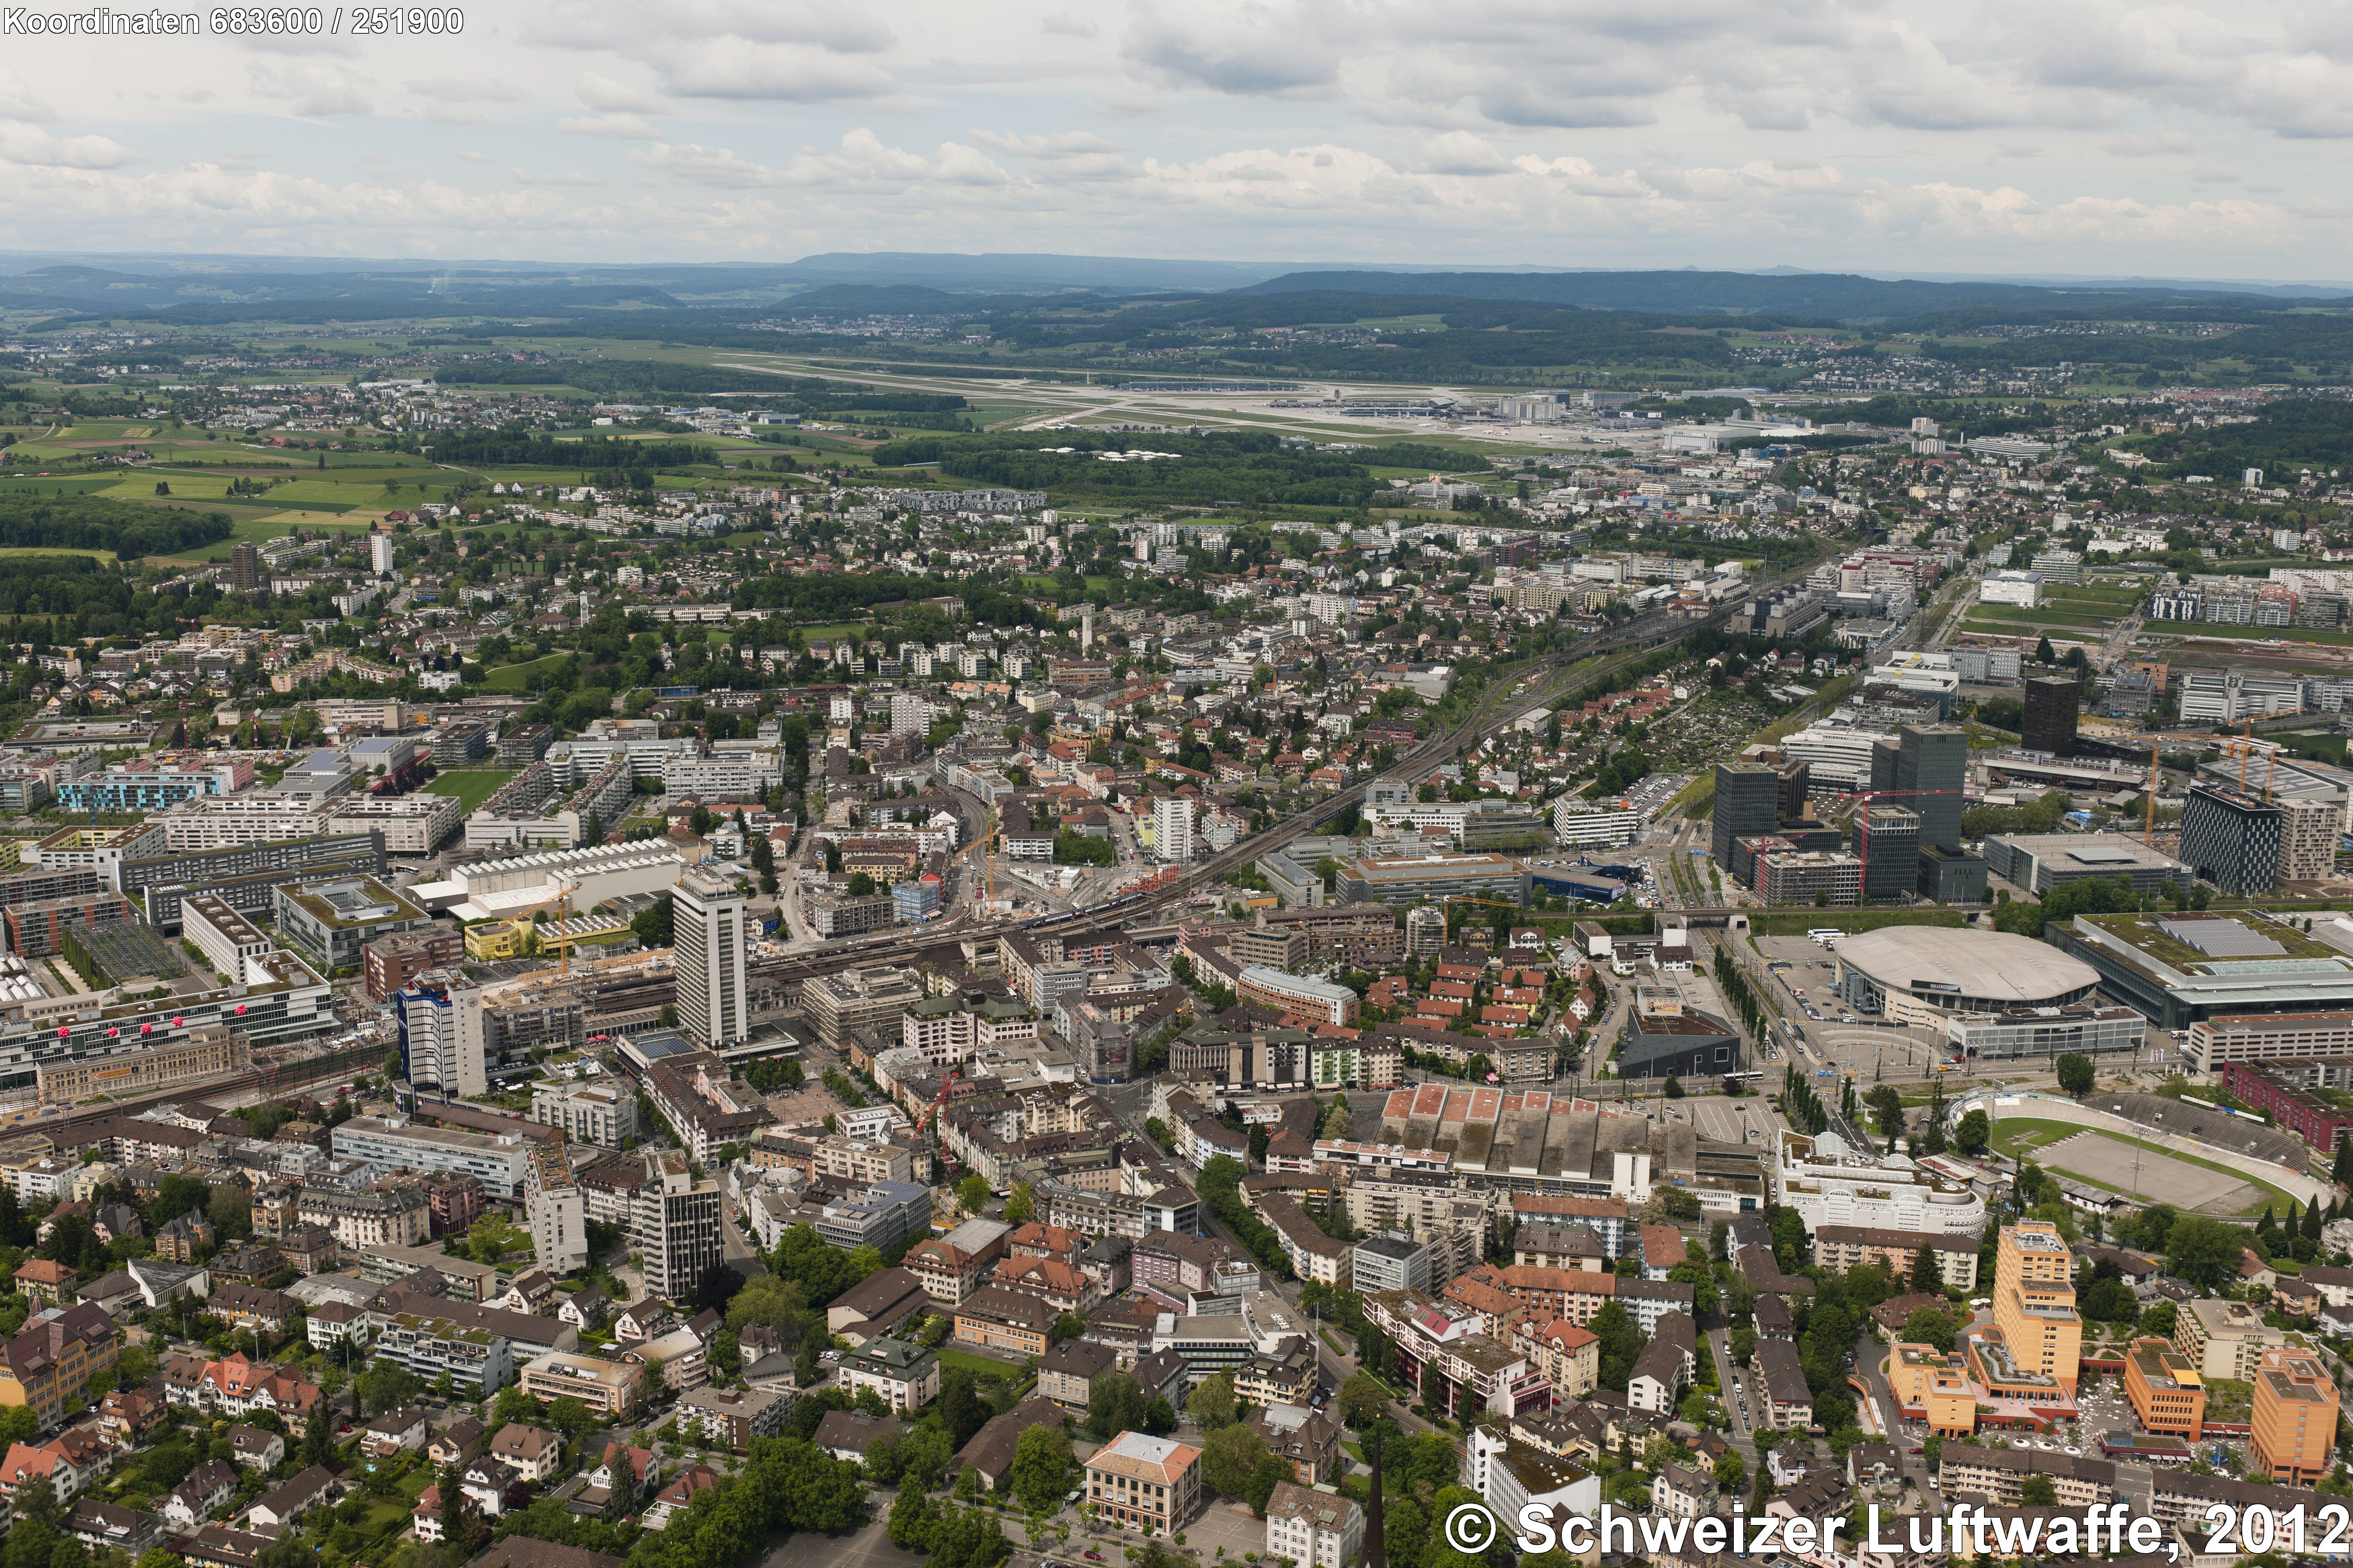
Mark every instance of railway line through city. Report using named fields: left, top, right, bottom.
left=747, top=560, right=1829, bottom=993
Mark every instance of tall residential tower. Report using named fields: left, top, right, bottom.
left=672, top=868, right=749, bottom=1049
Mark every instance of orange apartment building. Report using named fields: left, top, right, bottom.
left=1991, top=1221, right=2081, bottom=1394
left=1887, top=1342, right=1977, bottom=1437
left=2123, top=1337, right=2204, bottom=1438
left=2251, top=1348, right=2339, bottom=1486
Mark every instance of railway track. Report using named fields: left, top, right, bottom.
left=746, top=561, right=1821, bottom=986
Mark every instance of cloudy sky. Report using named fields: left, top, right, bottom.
left=6, top=0, right=2353, bottom=280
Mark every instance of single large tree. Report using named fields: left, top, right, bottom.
left=2054, top=1053, right=2096, bottom=1098
left=1008, top=1424, right=1074, bottom=1513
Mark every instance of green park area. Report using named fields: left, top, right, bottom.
left=423, top=770, right=517, bottom=814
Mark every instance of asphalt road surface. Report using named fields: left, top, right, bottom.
left=782, top=1513, right=923, bottom=1568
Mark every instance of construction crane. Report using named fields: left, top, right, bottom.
left=2139, top=726, right=2269, bottom=844
left=946, top=806, right=1000, bottom=917
left=508, top=873, right=581, bottom=971
left=914, top=1064, right=961, bottom=1141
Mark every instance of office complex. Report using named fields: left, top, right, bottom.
left=672, top=868, right=749, bottom=1050
left=805, top=965, right=924, bottom=1048
left=331, top=1114, right=533, bottom=1198
left=2061, top=911, right=2353, bottom=1030
left=1236, top=966, right=1361, bottom=1026
left=2022, top=674, right=2080, bottom=757
left=813, top=1180, right=934, bottom=1253
left=1334, top=854, right=1531, bottom=905
left=1855, top=803, right=1920, bottom=905
left=394, top=972, right=488, bottom=1100
left=635, top=1150, right=724, bottom=1305
left=2178, top=786, right=2284, bottom=896
left=1710, top=761, right=1780, bottom=871
left=530, top=1079, right=641, bottom=1147
left=120, top=829, right=386, bottom=930
left=1980, top=833, right=2194, bottom=897
left=183, top=893, right=275, bottom=983
left=1753, top=848, right=1861, bottom=906
left=272, top=877, right=431, bottom=975
left=1895, top=724, right=1966, bottom=853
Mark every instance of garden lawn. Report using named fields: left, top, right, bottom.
left=936, top=1346, right=1034, bottom=1385
left=423, top=769, right=518, bottom=814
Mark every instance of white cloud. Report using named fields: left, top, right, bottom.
left=651, top=45, right=898, bottom=102
left=244, top=62, right=374, bottom=119
left=561, top=113, right=658, bottom=138
left=1413, top=132, right=1512, bottom=175
left=1, top=0, right=2352, bottom=273
left=968, top=130, right=1123, bottom=158
left=1122, top=1, right=1341, bottom=95
left=0, top=125, right=136, bottom=169
left=577, top=73, right=664, bottom=114
left=629, top=141, right=781, bottom=189
left=0, top=68, right=54, bottom=122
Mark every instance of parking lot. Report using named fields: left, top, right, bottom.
left=1755, top=934, right=1954, bottom=1087
left=1687, top=1098, right=1767, bottom=1144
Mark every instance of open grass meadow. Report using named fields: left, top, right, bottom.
left=481, top=654, right=577, bottom=692
left=422, top=770, right=517, bottom=813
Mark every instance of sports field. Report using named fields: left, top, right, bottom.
left=1992, top=1116, right=2291, bottom=1215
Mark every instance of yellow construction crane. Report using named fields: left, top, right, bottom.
left=2141, top=725, right=2272, bottom=844
left=947, top=807, right=1000, bottom=915
left=511, top=873, right=581, bottom=971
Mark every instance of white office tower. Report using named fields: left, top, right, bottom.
left=891, top=692, right=930, bottom=737
left=524, top=1139, right=589, bottom=1274
left=1082, top=605, right=1095, bottom=653
left=673, top=868, right=749, bottom=1050
left=370, top=532, right=396, bottom=576
left=635, top=1149, right=723, bottom=1304
left=394, top=971, right=487, bottom=1098
left=1155, top=796, right=1197, bottom=864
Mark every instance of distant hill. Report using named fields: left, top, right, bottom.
left=1237, top=267, right=2350, bottom=322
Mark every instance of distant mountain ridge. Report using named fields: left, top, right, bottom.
left=1236, top=267, right=2353, bottom=320
left=2, top=249, right=2350, bottom=323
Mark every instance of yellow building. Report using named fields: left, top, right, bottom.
left=465, top=919, right=539, bottom=961
left=0, top=1302, right=119, bottom=1428
left=2251, top=1348, right=2338, bottom=1486
left=1887, top=1342, right=1977, bottom=1437
left=1991, top=1220, right=2081, bottom=1393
